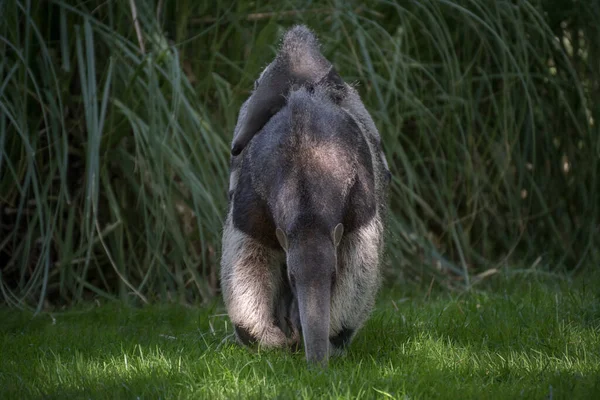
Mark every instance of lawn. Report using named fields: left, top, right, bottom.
left=1, top=272, right=599, bottom=399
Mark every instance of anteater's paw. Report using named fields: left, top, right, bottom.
left=260, top=324, right=299, bottom=350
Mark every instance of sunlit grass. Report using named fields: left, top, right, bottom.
left=1, top=273, right=598, bottom=399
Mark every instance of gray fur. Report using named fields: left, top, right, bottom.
left=230, top=25, right=391, bottom=183
left=221, top=27, right=389, bottom=366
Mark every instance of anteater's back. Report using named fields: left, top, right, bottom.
left=240, top=86, right=377, bottom=239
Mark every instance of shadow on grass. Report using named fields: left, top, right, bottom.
left=11, top=374, right=179, bottom=400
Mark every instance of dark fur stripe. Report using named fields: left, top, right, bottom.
left=235, top=324, right=258, bottom=346
left=330, top=327, right=354, bottom=349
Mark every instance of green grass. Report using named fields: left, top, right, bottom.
left=2, top=273, right=599, bottom=399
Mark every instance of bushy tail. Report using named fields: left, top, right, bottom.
left=278, top=25, right=331, bottom=75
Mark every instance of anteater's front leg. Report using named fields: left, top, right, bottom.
left=330, top=215, right=384, bottom=354
left=220, top=215, right=294, bottom=349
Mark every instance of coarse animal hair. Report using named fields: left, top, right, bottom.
left=220, top=26, right=389, bottom=366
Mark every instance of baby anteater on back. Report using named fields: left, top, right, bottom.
left=229, top=25, right=391, bottom=182
left=221, top=26, right=389, bottom=366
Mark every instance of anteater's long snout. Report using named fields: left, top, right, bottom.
left=296, top=277, right=331, bottom=366
left=279, top=225, right=343, bottom=367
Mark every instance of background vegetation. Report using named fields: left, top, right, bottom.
left=1, top=0, right=599, bottom=310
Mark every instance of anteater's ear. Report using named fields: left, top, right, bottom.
left=333, top=223, right=344, bottom=247
left=276, top=228, right=289, bottom=251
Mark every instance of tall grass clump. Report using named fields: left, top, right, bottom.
left=1, top=0, right=598, bottom=308
left=0, top=0, right=229, bottom=309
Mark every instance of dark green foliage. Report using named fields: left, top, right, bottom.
left=1, top=0, right=598, bottom=308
